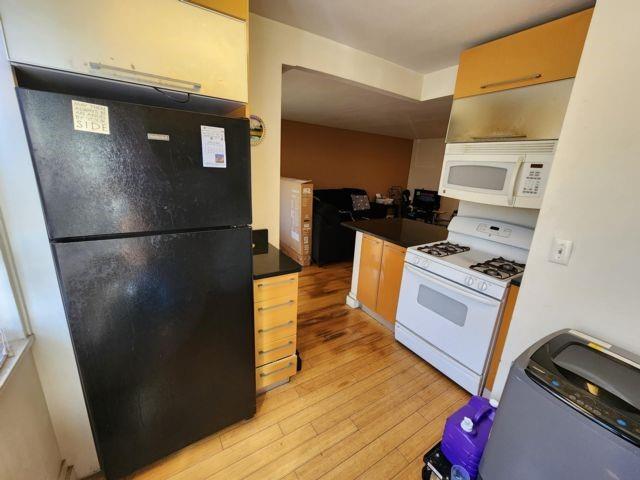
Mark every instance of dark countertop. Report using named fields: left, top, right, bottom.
left=342, top=218, right=448, bottom=248
left=253, top=243, right=302, bottom=280
left=511, top=277, right=522, bottom=287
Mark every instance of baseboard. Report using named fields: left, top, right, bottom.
left=360, top=305, right=394, bottom=332
left=345, top=293, right=360, bottom=308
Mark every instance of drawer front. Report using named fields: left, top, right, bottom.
left=255, top=335, right=296, bottom=367
left=253, top=273, right=298, bottom=303
left=255, top=297, right=297, bottom=343
left=256, top=354, right=297, bottom=390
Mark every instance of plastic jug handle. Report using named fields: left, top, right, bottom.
left=471, top=405, right=493, bottom=428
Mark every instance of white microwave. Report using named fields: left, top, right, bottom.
left=439, top=140, right=556, bottom=209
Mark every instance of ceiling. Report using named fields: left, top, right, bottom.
left=281, top=68, right=452, bottom=139
left=251, top=0, right=595, bottom=73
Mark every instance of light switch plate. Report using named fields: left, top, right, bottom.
left=549, top=238, right=573, bottom=265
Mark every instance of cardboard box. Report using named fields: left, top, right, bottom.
left=280, top=177, right=313, bottom=266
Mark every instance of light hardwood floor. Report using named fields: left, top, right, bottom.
left=123, top=262, right=469, bottom=480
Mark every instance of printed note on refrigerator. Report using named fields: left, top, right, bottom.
left=201, top=125, right=227, bottom=168
left=72, top=100, right=110, bottom=135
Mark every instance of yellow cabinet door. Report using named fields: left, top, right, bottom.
left=454, top=8, right=593, bottom=99
left=357, top=235, right=383, bottom=311
left=375, top=242, right=406, bottom=323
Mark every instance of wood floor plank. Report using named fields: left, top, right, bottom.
left=243, top=419, right=357, bottom=480
left=279, top=356, right=417, bottom=434
left=207, top=425, right=316, bottom=480
left=130, top=434, right=223, bottom=480
left=391, top=454, right=425, bottom=480
left=310, top=361, right=423, bottom=434
left=164, top=424, right=282, bottom=480
left=356, top=449, right=409, bottom=480
left=320, top=412, right=427, bottom=479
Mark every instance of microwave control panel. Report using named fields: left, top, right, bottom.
left=517, top=163, right=549, bottom=197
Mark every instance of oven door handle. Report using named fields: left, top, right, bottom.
left=405, top=264, right=501, bottom=306
left=507, top=157, right=525, bottom=206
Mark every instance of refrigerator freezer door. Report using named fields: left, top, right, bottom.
left=52, top=227, right=255, bottom=479
left=18, top=88, right=251, bottom=239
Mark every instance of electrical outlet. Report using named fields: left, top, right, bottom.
left=549, top=238, right=573, bottom=265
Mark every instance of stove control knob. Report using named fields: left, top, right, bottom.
left=421, top=259, right=429, bottom=268
left=479, top=281, right=488, bottom=291
left=465, top=276, right=474, bottom=286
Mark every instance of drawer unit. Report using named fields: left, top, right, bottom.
left=252, top=272, right=299, bottom=392
left=255, top=335, right=296, bottom=367
left=256, top=354, right=297, bottom=390
left=253, top=273, right=298, bottom=303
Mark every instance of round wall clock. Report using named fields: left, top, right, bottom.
left=249, top=115, right=266, bottom=146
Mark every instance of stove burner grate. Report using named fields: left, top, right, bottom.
left=469, top=257, right=525, bottom=279
left=418, top=242, right=470, bottom=257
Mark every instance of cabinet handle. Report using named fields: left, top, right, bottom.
left=258, top=341, right=294, bottom=355
left=89, top=62, right=202, bottom=91
left=471, top=134, right=528, bottom=141
left=258, top=321, right=294, bottom=334
left=260, top=362, right=294, bottom=377
left=257, top=300, right=295, bottom=312
left=257, top=278, right=296, bottom=288
left=480, top=73, right=542, bottom=90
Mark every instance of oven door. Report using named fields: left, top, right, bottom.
left=439, top=154, right=524, bottom=206
left=396, top=264, right=502, bottom=374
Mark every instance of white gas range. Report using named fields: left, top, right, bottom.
left=395, top=216, right=533, bottom=394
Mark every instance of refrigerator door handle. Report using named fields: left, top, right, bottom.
left=257, top=300, right=295, bottom=312
left=258, top=321, right=294, bottom=334
left=260, top=362, right=294, bottom=377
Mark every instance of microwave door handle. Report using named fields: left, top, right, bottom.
left=507, top=157, right=525, bottom=206
left=405, top=265, right=500, bottom=306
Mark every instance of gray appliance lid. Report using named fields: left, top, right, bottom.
left=553, top=344, right=640, bottom=411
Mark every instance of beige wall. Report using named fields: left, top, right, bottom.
left=249, top=14, right=456, bottom=243
left=281, top=120, right=413, bottom=197
left=493, top=0, right=640, bottom=396
left=407, top=138, right=459, bottom=215
left=0, top=350, right=61, bottom=480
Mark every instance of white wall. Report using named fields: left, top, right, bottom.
left=249, top=14, right=456, bottom=243
left=493, top=0, right=640, bottom=396
left=0, top=30, right=99, bottom=476
left=0, top=350, right=62, bottom=480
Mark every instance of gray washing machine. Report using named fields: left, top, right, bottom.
left=480, top=329, right=640, bottom=479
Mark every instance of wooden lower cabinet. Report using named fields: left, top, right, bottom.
left=357, top=234, right=406, bottom=324
left=357, top=235, right=384, bottom=311
left=253, top=272, right=299, bottom=392
left=485, top=285, right=519, bottom=391
left=376, top=242, right=406, bottom=323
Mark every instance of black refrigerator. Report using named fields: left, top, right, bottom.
left=17, top=88, right=256, bottom=479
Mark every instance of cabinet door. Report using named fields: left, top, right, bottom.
left=454, top=8, right=593, bottom=99
left=376, top=242, right=406, bottom=323
left=0, top=0, right=248, bottom=102
left=485, top=285, right=519, bottom=391
left=357, top=235, right=384, bottom=311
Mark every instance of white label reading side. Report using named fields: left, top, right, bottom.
left=201, top=125, right=227, bottom=168
left=72, top=100, right=109, bottom=135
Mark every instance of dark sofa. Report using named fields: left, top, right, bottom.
left=311, top=188, right=387, bottom=265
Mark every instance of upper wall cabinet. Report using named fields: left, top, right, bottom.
left=454, top=8, right=593, bottom=99
left=0, top=0, right=248, bottom=103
